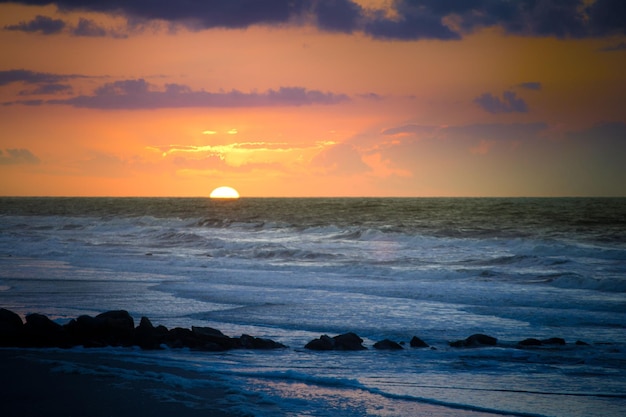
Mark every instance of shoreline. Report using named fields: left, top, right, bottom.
left=0, top=348, right=241, bottom=417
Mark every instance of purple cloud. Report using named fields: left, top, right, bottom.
left=31, top=79, right=351, bottom=109
left=3, top=0, right=625, bottom=40
left=517, top=82, right=542, bottom=91
left=474, top=91, right=528, bottom=114
left=4, top=15, right=65, bottom=34
left=0, top=69, right=84, bottom=86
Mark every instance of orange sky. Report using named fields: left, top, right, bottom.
left=1, top=1, right=625, bottom=197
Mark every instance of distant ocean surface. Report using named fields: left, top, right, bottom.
left=1, top=197, right=625, bottom=416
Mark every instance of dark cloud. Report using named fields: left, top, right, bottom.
left=72, top=17, right=106, bottom=37
left=312, top=0, right=362, bottom=33
left=3, top=0, right=624, bottom=40
left=474, top=91, right=528, bottom=114
left=517, top=82, right=542, bottom=91
left=4, top=14, right=65, bottom=34
left=19, top=83, right=72, bottom=95
left=0, top=69, right=81, bottom=86
left=13, top=79, right=351, bottom=109
left=0, top=148, right=40, bottom=165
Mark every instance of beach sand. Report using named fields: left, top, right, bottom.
left=0, top=348, right=241, bottom=417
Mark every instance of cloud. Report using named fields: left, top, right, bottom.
left=0, top=148, right=40, bottom=165
left=8, top=79, right=349, bottom=109
left=517, top=82, right=542, bottom=91
left=71, top=18, right=106, bottom=37
left=4, top=15, right=65, bottom=34
left=0, top=69, right=77, bottom=86
left=474, top=91, right=528, bottom=114
left=3, top=0, right=625, bottom=40
left=19, top=83, right=72, bottom=95
left=598, top=41, right=626, bottom=52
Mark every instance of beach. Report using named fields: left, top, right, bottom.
left=0, top=348, right=240, bottom=417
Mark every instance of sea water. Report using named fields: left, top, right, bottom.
left=1, top=197, right=625, bottom=416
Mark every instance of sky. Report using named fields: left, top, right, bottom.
left=1, top=0, right=625, bottom=197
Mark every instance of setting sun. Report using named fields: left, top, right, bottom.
left=209, top=186, right=240, bottom=199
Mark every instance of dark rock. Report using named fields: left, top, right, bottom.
left=164, top=327, right=198, bottom=349
left=305, top=334, right=335, bottom=350
left=373, top=339, right=403, bottom=350
left=450, top=333, right=497, bottom=348
left=64, top=315, right=106, bottom=347
left=93, top=310, right=135, bottom=346
left=239, top=334, right=287, bottom=350
left=192, top=326, right=237, bottom=351
left=541, top=337, right=566, bottom=346
left=518, top=338, right=543, bottom=346
left=409, top=336, right=429, bottom=348
left=134, top=316, right=164, bottom=350
left=305, top=332, right=366, bottom=351
left=575, top=340, right=590, bottom=346
left=333, top=332, right=367, bottom=350
left=23, top=313, right=68, bottom=347
left=0, top=308, right=23, bottom=346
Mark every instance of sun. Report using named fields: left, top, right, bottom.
left=210, top=186, right=240, bottom=199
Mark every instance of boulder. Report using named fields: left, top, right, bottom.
left=518, top=338, right=542, bottom=347
left=94, top=310, right=135, bottom=346
left=239, top=334, right=287, bottom=350
left=0, top=308, right=23, bottom=346
left=450, top=333, right=497, bottom=348
left=164, top=327, right=199, bottom=349
left=23, top=313, right=68, bottom=347
left=373, top=339, right=403, bottom=350
left=305, top=334, right=335, bottom=350
left=134, top=316, right=165, bottom=350
left=333, top=332, right=367, bottom=350
left=409, top=336, right=429, bottom=348
left=192, top=326, right=237, bottom=351
left=305, top=332, right=366, bottom=351
left=541, top=337, right=566, bottom=346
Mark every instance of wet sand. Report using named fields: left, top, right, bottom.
left=0, top=348, right=240, bottom=417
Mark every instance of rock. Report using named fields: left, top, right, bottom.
left=575, top=340, right=590, bottom=346
left=134, top=316, right=164, bottom=350
left=164, top=327, right=199, bottom=349
left=541, top=337, right=566, bottom=346
left=23, top=313, right=68, bottom=347
left=373, top=339, right=403, bottom=350
left=409, top=336, right=429, bottom=348
left=192, top=326, right=237, bottom=351
left=333, top=332, right=367, bottom=350
left=239, top=334, right=287, bottom=350
left=64, top=315, right=106, bottom=347
left=518, top=338, right=543, bottom=346
left=93, top=310, right=135, bottom=346
left=0, top=308, right=23, bottom=346
left=305, top=334, right=335, bottom=350
left=305, top=332, right=366, bottom=351
left=450, top=333, right=497, bottom=348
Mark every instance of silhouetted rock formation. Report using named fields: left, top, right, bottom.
left=373, top=339, right=403, bottom=350
left=409, top=336, right=429, bottom=348
left=518, top=337, right=568, bottom=347
left=305, top=332, right=366, bottom=351
left=0, top=308, right=286, bottom=351
left=450, top=333, right=497, bottom=348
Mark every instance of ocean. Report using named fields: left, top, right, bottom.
left=1, top=197, right=625, bottom=416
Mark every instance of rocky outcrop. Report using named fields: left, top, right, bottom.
left=518, top=337, right=567, bottom=347
left=450, top=333, right=497, bottom=348
left=373, top=339, right=403, bottom=350
left=305, top=332, right=366, bottom=351
left=409, top=336, right=429, bottom=348
left=0, top=308, right=286, bottom=351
